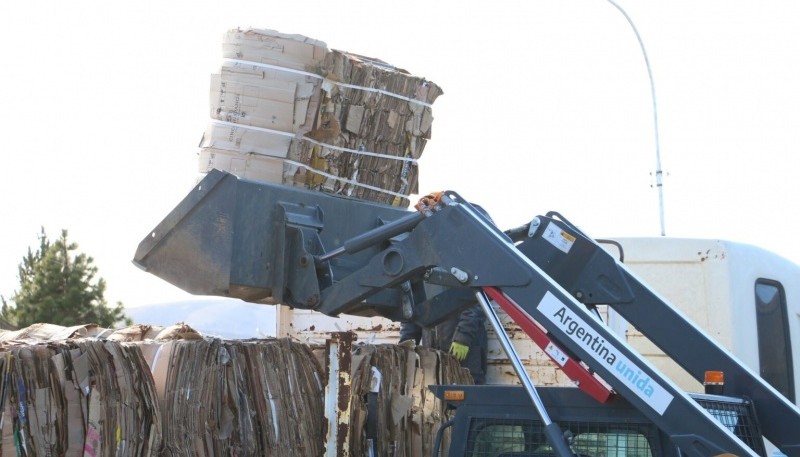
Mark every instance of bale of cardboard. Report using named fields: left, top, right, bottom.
left=0, top=339, right=162, bottom=457
left=348, top=343, right=472, bottom=457
left=0, top=322, right=468, bottom=457
left=0, top=324, right=325, bottom=457
left=157, top=337, right=326, bottom=457
left=198, top=28, right=443, bottom=208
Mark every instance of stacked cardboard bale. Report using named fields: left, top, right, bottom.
left=0, top=322, right=112, bottom=341
left=158, top=338, right=326, bottom=457
left=348, top=343, right=472, bottom=457
left=105, top=323, right=203, bottom=342
left=0, top=324, right=326, bottom=456
left=0, top=323, right=468, bottom=456
left=0, top=340, right=162, bottom=457
left=198, top=28, right=443, bottom=207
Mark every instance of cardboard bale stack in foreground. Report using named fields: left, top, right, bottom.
left=157, top=338, right=326, bottom=457
left=198, top=28, right=443, bottom=207
left=0, top=322, right=112, bottom=341
left=0, top=324, right=326, bottom=457
left=0, top=322, right=467, bottom=456
left=106, top=322, right=203, bottom=342
left=0, top=340, right=162, bottom=457
left=0, top=323, right=201, bottom=457
left=348, top=344, right=473, bottom=457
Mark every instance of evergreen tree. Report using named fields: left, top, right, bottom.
left=1, top=228, right=132, bottom=328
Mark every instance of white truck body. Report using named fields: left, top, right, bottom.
left=604, top=237, right=799, bottom=402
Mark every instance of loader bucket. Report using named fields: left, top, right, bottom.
left=133, top=169, right=410, bottom=304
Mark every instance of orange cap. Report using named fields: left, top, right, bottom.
left=704, top=370, right=725, bottom=384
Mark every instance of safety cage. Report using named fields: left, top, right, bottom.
left=432, top=386, right=766, bottom=457
left=465, top=418, right=657, bottom=457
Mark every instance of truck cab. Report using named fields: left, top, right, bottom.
left=604, top=238, right=799, bottom=404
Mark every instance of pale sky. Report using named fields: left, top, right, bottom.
left=1, top=1, right=799, bottom=310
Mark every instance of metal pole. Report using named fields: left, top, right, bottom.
left=607, top=0, right=666, bottom=236
left=475, top=290, right=574, bottom=457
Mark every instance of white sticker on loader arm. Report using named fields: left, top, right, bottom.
left=538, top=291, right=674, bottom=415
left=543, top=222, right=576, bottom=254
left=544, top=342, right=568, bottom=367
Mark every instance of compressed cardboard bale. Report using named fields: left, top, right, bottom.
left=212, top=30, right=325, bottom=141
left=152, top=323, right=202, bottom=340
left=0, top=340, right=161, bottom=457
left=106, top=324, right=166, bottom=342
left=160, top=338, right=325, bottom=457
left=0, top=323, right=108, bottom=342
left=288, top=50, right=439, bottom=207
left=321, top=50, right=442, bottom=139
left=106, top=323, right=201, bottom=343
left=348, top=344, right=471, bottom=457
left=198, top=28, right=442, bottom=208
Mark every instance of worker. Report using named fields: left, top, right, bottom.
left=399, top=305, right=488, bottom=384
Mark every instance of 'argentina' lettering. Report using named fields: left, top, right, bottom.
left=552, top=307, right=617, bottom=366
left=538, top=291, right=674, bottom=415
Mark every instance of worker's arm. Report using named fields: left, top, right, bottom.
left=450, top=305, right=486, bottom=358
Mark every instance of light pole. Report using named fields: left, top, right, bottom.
left=607, top=0, right=666, bottom=236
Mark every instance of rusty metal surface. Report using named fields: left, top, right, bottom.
left=324, top=332, right=354, bottom=457
left=288, top=309, right=401, bottom=345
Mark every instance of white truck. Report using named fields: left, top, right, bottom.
left=604, top=237, right=798, bottom=402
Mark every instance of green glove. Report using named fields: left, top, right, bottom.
left=449, top=341, right=469, bottom=361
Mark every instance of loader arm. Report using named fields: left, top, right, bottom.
left=135, top=170, right=800, bottom=457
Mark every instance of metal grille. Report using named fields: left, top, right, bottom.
left=692, top=394, right=766, bottom=457
left=466, top=418, right=656, bottom=457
